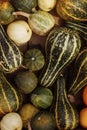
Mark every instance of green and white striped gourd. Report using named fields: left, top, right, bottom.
left=39, top=27, right=81, bottom=87
left=68, top=49, right=87, bottom=96
left=0, top=25, right=22, bottom=73
left=55, top=75, right=79, bottom=130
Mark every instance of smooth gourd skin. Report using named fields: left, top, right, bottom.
left=39, top=27, right=81, bottom=87
left=0, top=72, right=23, bottom=116
left=55, top=75, right=79, bottom=130
left=68, top=49, right=87, bottom=96
left=10, top=0, right=37, bottom=13
left=0, top=1, right=16, bottom=25
left=56, top=0, right=87, bottom=22
left=0, top=25, right=22, bottom=73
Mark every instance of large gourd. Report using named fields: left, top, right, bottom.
left=56, top=0, right=87, bottom=22
left=0, top=25, right=22, bottom=73
left=0, top=72, right=23, bottom=116
left=55, top=75, right=79, bottom=130
left=39, top=27, right=81, bottom=87
left=68, top=49, right=87, bottom=96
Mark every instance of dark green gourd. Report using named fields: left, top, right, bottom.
left=68, top=49, right=87, bottom=96
left=0, top=72, right=23, bottom=116
left=66, top=21, right=87, bottom=41
left=55, top=75, right=79, bottom=130
left=39, top=27, right=81, bottom=87
left=0, top=25, right=22, bottom=73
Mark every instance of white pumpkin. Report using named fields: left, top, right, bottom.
left=0, top=112, right=23, bottom=130
left=7, top=20, right=32, bottom=46
left=38, top=0, right=57, bottom=11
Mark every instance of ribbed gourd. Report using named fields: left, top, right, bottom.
left=66, top=21, right=87, bottom=41
left=0, top=25, right=22, bottom=73
left=68, top=49, right=87, bottom=96
left=0, top=72, right=23, bottom=116
left=39, top=27, right=81, bottom=87
left=55, top=75, right=79, bottom=130
left=56, top=0, right=87, bottom=22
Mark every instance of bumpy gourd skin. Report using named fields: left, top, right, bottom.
left=56, top=0, right=87, bottom=22
left=0, top=1, right=16, bottom=25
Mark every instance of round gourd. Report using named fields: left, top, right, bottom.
left=23, top=48, right=45, bottom=71
left=0, top=1, right=16, bottom=25
left=30, top=87, right=53, bottom=109
left=31, top=111, right=56, bottom=130
left=10, top=0, right=37, bottom=13
left=15, top=71, right=38, bottom=94
left=56, top=0, right=87, bottom=22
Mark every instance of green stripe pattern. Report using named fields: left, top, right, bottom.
left=39, top=27, right=81, bottom=87
left=0, top=73, right=22, bottom=115
left=55, top=76, right=79, bottom=130
left=0, top=25, right=22, bottom=73
left=68, top=49, right=87, bottom=96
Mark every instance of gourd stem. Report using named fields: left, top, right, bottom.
left=13, top=11, right=30, bottom=18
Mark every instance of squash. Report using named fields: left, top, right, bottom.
left=39, top=27, right=81, bottom=87
left=0, top=1, right=16, bottom=25
left=0, top=72, right=23, bottom=116
left=15, top=71, right=38, bottom=94
left=23, top=48, right=45, bottom=71
left=65, top=21, right=87, bottom=41
left=56, top=0, right=87, bottom=22
left=55, top=75, right=79, bottom=130
left=0, top=25, right=22, bottom=73
left=30, top=87, right=53, bottom=109
left=10, top=0, right=37, bottom=13
left=68, top=49, right=87, bottom=96
left=31, top=111, right=56, bottom=130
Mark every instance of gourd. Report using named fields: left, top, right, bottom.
left=55, top=75, right=79, bottom=130
left=56, top=0, right=87, bottom=22
left=0, top=72, right=23, bottom=116
left=10, top=0, right=37, bottom=13
left=0, top=1, right=16, bottom=25
left=38, top=0, right=57, bottom=12
left=0, top=25, right=22, bottom=73
left=30, top=87, right=53, bottom=109
left=68, top=49, right=87, bottom=96
left=65, top=21, right=87, bottom=41
left=39, top=27, right=81, bottom=87
left=15, top=71, right=38, bottom=94
left=23, top=48, right=45, bottom=71
left=31, top=111, right=56, bottom=130
left=0, top=112, right=23, bottom=130
left=14, top=10, right=55, bottom=36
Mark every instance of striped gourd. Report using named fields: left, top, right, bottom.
left=68, top=49, right=87, bottom=96
left=66, top=21, right=87, bottom=41
left=0, top=25, right=22, bottom=73
left=0, top=72, right=23, bottom=116
left=56, top=0, right=87, bottom=22
left=55, top=75, right=79, bottom=130
left=39, top=27, right=81, bottom=87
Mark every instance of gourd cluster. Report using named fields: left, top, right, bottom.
left=0, top=0, right=87, bottom=130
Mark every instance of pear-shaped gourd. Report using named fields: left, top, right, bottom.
left=55, top=75, right=79, bottom=130
left=0, top=72, right=23, bottom=116
left=68, top=49, right=87, bottom=96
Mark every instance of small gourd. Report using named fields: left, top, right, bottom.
left=30, top=87, right=53, bottom=109
left=56, top=0, right=87, bottom=22
left=0, top=1, right=16, bottom=25
left=15, top=71, right=38, bottom=94
left=23, top=48, right=45, bottom=71
left=39, top=27, right=81, bottom=87
left=10, top=0, right=37, bottom=13
left=68, top=49, right=87, bottom=96
left=0, top=72, right=23, bottom=116
left=31, top=111, right=56, bottom=130
left=55, top=75, right=79, bottom=130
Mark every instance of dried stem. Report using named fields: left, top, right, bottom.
left=13, top=11, right=30, bottom=18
